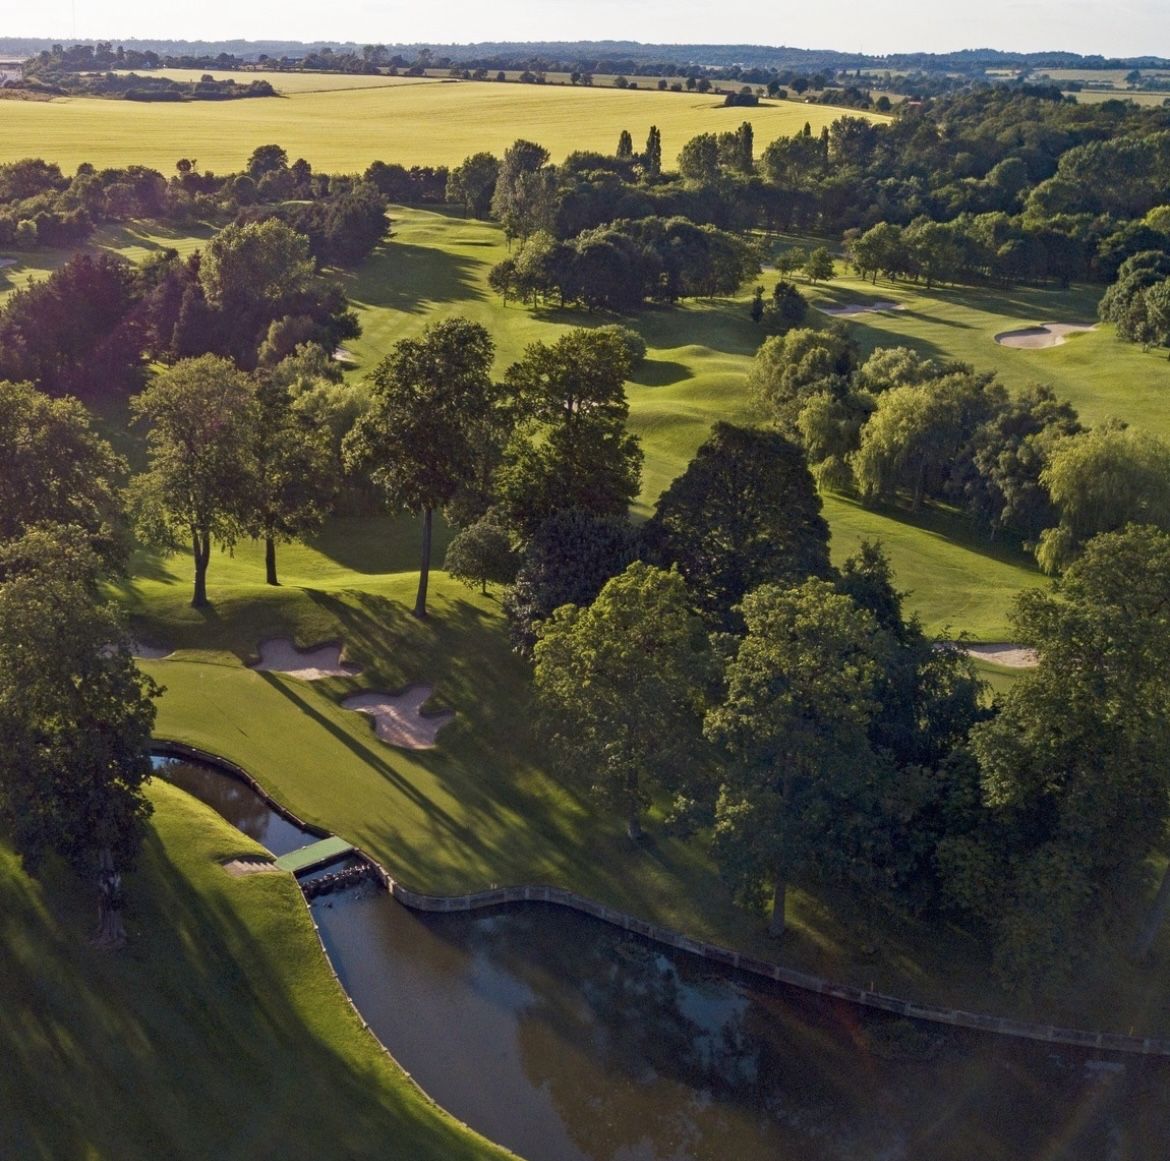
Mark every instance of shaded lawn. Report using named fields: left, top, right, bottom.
left=0, top=780, right=514, bottom=1161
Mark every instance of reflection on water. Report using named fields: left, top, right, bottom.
left=313, top=893, right=1170, bottom=1161
left=150, top=754, right=316, bottom=857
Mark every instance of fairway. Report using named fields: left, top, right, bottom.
left=0, top=80, right=887, bottom=173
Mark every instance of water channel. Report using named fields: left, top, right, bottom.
left=154, top=752, right=1170, bottom=1161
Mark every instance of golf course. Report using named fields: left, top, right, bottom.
left=6, top=53, right=1170, bottom=1161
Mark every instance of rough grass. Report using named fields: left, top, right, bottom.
left=0, top=81, right=887, bottom=174
left=0, top=779, right=514, bottom=1161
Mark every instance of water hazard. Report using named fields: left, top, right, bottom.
left=312, top=891, right=1170, bottom=1161
left=150, top=752, right=317, bottom=857
left=155, top=751, right=1170, bottom=1160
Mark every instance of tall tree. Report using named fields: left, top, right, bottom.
left=0, top=379, right=128, bottom=573
left=129, top=355, right=258, bottom=608
left=704, top=579, right=883, bottom=936
left=644, top=422, right=831, bottom=629
left=534, top=562, right=713, bottom=840
left=496, top=329, right=642, bottom=536
left=616, top=130, right=634, bottom=160
left=447, top=151, right=501, bottom=219
left=343, top=319, right=497, bottom=618
left=643, top=125, right=662, bottom=177
left=0, top=535, right=159, bottom=948
left=249, top=379, right=337, bottom=586
left=949, top=526, right=1170, bottom=983
left=491, top=139, right=554, bottom=244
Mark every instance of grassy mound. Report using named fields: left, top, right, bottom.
left=0, top=779, right=513, bottom=1160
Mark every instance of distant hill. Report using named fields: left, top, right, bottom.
left=1, top=37, right=1167, bottom=73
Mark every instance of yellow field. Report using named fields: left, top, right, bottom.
left=0, top=80, right=887, bottom=174
left=110, top=67, right=439, bottom=93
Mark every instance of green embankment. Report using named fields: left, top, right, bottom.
left=0, top=780, right=514, bottom=1161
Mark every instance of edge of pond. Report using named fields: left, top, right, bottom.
left=153, top=738, right=1170, bottom=1059
left=151, top=740, right=523, bottom=1160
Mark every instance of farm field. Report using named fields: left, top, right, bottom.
left=0, top=778, right=513, bottom=1161
left=111, top=67, right=442, bottom=93
left=0, top=79, right=886, bottom=174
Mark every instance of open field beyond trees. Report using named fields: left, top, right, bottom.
left=0, top=80, right=885, bottom=174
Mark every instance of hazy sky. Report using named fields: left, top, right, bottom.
left=7, top=1, right=1168, bottom=59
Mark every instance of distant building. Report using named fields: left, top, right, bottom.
left=0, top=60, right=24, bottom=86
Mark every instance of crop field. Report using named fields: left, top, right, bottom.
left=111, top=67, right=441, bottom=93
left=0, top=79, right=886, bottom=174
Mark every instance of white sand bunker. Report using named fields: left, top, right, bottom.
left=342, top=686, right=455, bottom=749
left=251, top=638, right=362, bottom=681
left=994, top=323, right=1096, bottom=349
left=963, top=643, right=1038, bottom=668
left=132, top=640, right=173, bottom=660
left=817, top=300, right=907, bottom=316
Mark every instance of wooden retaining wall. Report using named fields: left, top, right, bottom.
left=153, top=739, right=1170, bottom=1059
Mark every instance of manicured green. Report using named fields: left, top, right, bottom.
left=0, top=779, right=513, bottom=1160
left=0, top=81, right=885, bottom=174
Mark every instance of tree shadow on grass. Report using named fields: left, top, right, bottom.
left=306, top=513, right=454, bottom=576
left=630, top=358, right=693, bottom=387
left=256, top=670, right=481, bottom=840
left=830, top=491, right=1041, bottom=572
left=335, top=240, right=487, bottom=313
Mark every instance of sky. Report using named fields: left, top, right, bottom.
left=5, top=0, right=1169, bottom=59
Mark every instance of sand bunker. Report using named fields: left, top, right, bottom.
left=341, top=686, right=455, bottom=749
left=994, top=323, right=1096, bottom=349
left=817, top=300, right=907, bottom=317
left=0, top=257, right=17, bottom=269
left=222, top=857, right=280, bottom=877
left=963, top=643, right=1038, bottom=668
left=250, top=638, right=362, bottom=681
left=333, top=346, right=359, bottom=363
left=131, top=641, right=173, bottom=660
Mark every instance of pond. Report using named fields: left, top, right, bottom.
left=313, top=889, right=1169, bottom=1161
left=155, top=750, right=1170, bottom=1160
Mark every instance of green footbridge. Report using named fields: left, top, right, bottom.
left=274, top=836, right=355, bottom=875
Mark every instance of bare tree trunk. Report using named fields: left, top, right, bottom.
left=413, top=506, right=433, bottom=619
left=191, top=531, right=210, bottom=608
left=265, top=535, right=279, bottom=586
left=92, top=848, right=127, bottom=950
left=1133, top=862, right=1170, bottom=961
left=768, top=876, right=787, bottom=939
